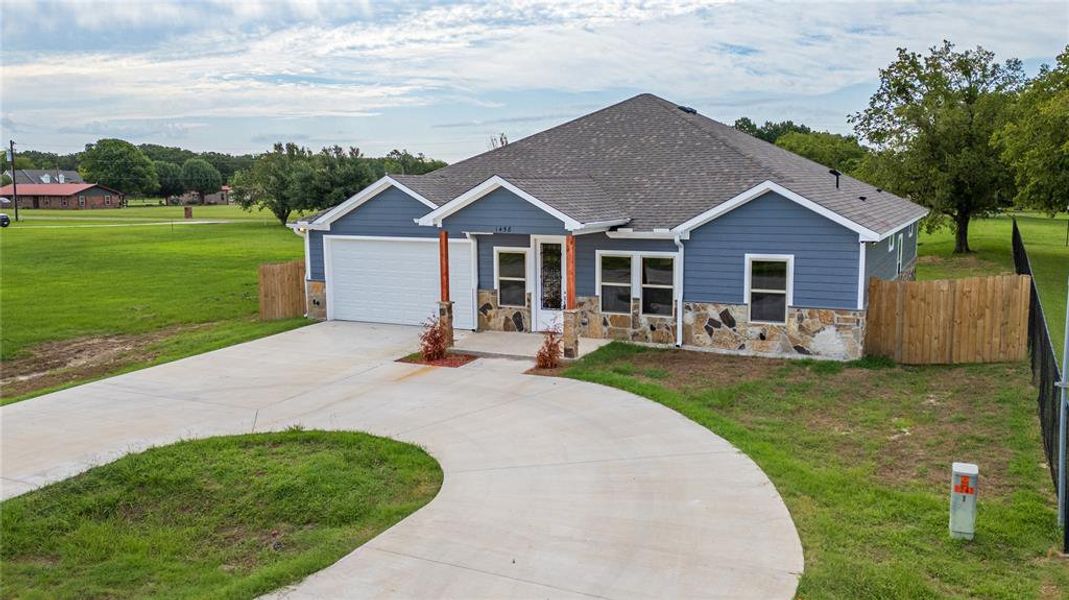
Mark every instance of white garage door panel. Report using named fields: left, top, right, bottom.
left=326, top=237, right=474, bottom=329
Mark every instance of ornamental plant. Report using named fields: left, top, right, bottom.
left=535, top=326, right=562, bottom=369
left=419, top=316, right=449, bottom=362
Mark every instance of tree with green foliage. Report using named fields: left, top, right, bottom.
left=310, top=146, right=377, bottom=207
left=851, top=41, right=1024, bottom=253
left=734, top=117, right=812, bottom=143
left=378, top=149, right=447, bottom=176
left=179, top=158, right=223, bottom=204
left=231, top=143, right=317, bottom=225
left=775, top=131, right=869, bottom=174
left=79, top=139, right=158, bottom=195
left=197, top=151, right=255, bottom=182
left=138, top=143, right=196, bottom=166
left=153, top=161, right=184, bottom=198
left=995, top=46, right=1069, bottom=217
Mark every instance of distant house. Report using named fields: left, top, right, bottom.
left=0, top=183, right=124, bottom=209
left=3, top=169, right=85, bottom=185
left=171, top=185, right=231, bottom=205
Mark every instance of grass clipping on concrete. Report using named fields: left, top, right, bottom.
left=565, top=343, right=1068, bottom=599
left=0, top=430, right=442, bottom=599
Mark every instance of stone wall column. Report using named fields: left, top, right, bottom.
left=438, top=300, right=455, bottom=348
left=562, top=308, right=580, bottom=359
left=305, top=279, right=326, bottom=320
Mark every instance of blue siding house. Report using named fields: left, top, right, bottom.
left=293, top=94, right=926, bottom=360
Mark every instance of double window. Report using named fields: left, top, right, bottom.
left=746, top=255, right=793, bottom=324
left=494, top=248, right=527, bottom=307
left=597, top=253, right=675, bottom=317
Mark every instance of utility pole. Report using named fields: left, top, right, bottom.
left=8, top=140, right=19, bottom=222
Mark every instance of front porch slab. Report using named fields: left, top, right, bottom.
left=453, top=330, right=612, bottom=361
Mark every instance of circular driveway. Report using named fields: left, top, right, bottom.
left=1, top=322, right=803, bottom=599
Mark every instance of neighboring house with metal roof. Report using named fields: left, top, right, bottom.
left=290, top=94, right=927, bottom=360
left=3, top=169, right=84, bottom=185
left=0, top=183, right=124, bottom=209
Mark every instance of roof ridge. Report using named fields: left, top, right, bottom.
left=427, top=94, right=656, bottom=177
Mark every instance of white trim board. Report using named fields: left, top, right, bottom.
left=417, top=175, right=607, bottom=232
left=672, top=180, right=881, bottom=242
left=297, top=176, right=438, bottom=230
left=743, top=253, right=795, bottom=325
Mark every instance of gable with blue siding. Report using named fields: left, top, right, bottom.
left=442, top=188, right=568, bottom=235
left=683, top=191, right=860, bottom=310
left=307, top=186, right=439, bottom=280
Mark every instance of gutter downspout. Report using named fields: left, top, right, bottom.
left=675, top=235, right=684, bottom=347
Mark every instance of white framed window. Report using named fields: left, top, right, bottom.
left=640, top=256, right=674, bottom=316
left=78, top=195, right=86, bottom=207
left=595, top=250, right=678, bottom=317
left=744, top=254, right=794, bottom=325
left=494, top=247, right=528, bottom=307
left=61, top=198, right=68, bottom=207
left=104, top=195, right=111, bottom=206
left=896, top=233, right=904, bottom=274
left=597, top=254, right=632, bottom=314
left=888, top=233, right=895, bottom=251
left=907, top=222, right=915, bottom=237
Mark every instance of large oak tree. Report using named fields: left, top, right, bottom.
left=851, top=41, right=1024, bottom=253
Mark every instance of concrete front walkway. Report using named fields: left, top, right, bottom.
left=1, top=322, right=803, bottom=599
left=453, top=329, right=613, bottom=360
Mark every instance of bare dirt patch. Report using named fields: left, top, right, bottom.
left=0, top=324, right=210, bottom=399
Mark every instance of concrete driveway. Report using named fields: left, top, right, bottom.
left=1, top=322, right=803, bottom=599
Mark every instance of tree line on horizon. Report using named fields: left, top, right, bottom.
left=2, top=141, right=447, bottom=220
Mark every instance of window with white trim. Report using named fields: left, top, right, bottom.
left=598, top=255, right=631, bottom=314
left=104, top=195, right=111, bottom=206
left=747, top=257, right=792, bottom=324
left=889, top=233, right=895, bottom=251
left=495, top=249, right=527, bottom=307
left=640, top=256, right=674, bottom=316
left=908, top=222, right=915, bottom=237
left=78, top=195, right=86, bottom=207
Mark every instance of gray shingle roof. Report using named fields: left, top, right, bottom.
left=392, top=94, right=926, bottom=235
left=5, top=169, right=84, bottom=185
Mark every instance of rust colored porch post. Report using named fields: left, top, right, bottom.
left=439, top=229, right=450, bottom=302
left=438, top=229, right=454, bottom=347
left=563, top=234, right=579, bottom=359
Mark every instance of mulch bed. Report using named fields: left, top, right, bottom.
left=396, top=352, right=479, bottom=368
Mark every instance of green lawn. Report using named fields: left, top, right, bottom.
left=564, top=344, right=1067, bottom=599
left=0, top=430, right=442, bottom=599
left=7, top=204, right=292, bottom=226
left=0, top=210, right=310, bottom=402
left=917, top=212, right=1068, bottom=359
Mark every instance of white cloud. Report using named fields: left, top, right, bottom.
left=0, top=1, right=1064, bottom=154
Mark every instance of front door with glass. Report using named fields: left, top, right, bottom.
left=534, top=239, right=564, bottom=331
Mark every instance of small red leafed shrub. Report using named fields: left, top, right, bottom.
left=420, top=317, right=449, bottom=362
left=535, top=328, right=562, bottom=369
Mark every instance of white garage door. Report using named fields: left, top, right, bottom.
left=325, top=236, right=474, bottom=329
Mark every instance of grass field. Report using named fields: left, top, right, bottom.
left=0, top=206, right=310, bottom=402
left=564, top=344, right=1067, bottom=599
left=0, top=430, right=442, bottom=599
left=916, top=212, right=1068, bottom=359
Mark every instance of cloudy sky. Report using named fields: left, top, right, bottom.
left=1, top=0, right=1065, bottom=162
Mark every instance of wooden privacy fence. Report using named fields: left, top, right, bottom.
left=259, top=260, right=306, bottom=320
left=864, top=274, right=1030, bottom=364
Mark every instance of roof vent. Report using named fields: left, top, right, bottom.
left=828, top=168, right=841, bottom=189
left=677, top=105, right=697, bottom=114
left=859, top=196, right=867, bottom=202
left=876, top=188, right=883, bottom=193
